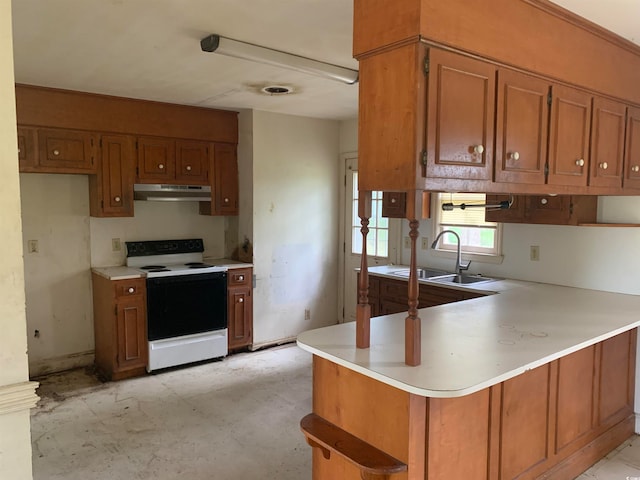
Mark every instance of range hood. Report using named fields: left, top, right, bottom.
left=133, top=184, right=212, bottom=202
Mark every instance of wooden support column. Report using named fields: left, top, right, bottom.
left=357, top=190, right=372, bottom=349
left=405, top=219, right=421, bottom=366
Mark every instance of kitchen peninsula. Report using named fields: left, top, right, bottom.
left=298, top=278, right=640, bottom=479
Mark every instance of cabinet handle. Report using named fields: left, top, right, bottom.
left=17, top=148, right=21, bottom=154
left=390, top=198, right=396, bottom=204
left=53, top=149, right=60, bottom=156
left=599, top=162, right=608, bottom=170
left=473, top=145, right=484, bottom=155
left=158, top=163, right=164, bottom=169
left=238, top=275, right=244, bottom=281
left=224, top=197, right=230, bottom=203
left=540, top=198, right=548, bottom=205
left=633, top=165, right=640, bottom=173
left=186, top=165, right=192, bottom=171
left=114, top=196, right=121, bottom=203
left=128, top=287, right=135, bottom=293
left=509, top=151, right=520, bottom=161
left=575, top=159, right=585, bottom=167
left=238, top=297, right=244, bottom=303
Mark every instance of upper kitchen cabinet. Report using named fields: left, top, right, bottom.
left=89, top=135, right=136, bottom=218
left=589, top=98, right=626, bottom=189
left=200, top=143, right=239, bottom=216
left=425, top=49, right=495, bottom=182
left=175, top=140, right=209, bottom=184
left=624, top=107, right=640, bottom=190
left=137, top=137, right=176, bottom=183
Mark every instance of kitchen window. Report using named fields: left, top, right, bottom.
left=432, top=193, right=502, bottom=259
left=351, top=173, right=388, bottom=258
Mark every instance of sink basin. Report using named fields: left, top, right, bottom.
left=429, top=274, right=496, bottom=285
left=390, top=268, right=449, bottom=279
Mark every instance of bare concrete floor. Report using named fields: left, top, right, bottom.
left=31, top=344, right=312, bottom=480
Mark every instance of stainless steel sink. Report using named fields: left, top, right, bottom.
left=428, top=274, right=496, bottom=285
left=390, top=268, right=449, bottom=279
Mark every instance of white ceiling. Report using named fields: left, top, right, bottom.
left=10, top=0, right=640, bottom=121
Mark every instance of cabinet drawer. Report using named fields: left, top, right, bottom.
left=114, top=278, right=145, bottom=298
left=379, top=278, right=408, bottom=301
left=228, top=268, right=251, bottom=287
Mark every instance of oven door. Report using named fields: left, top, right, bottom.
left=146, top=272, right=227, bottom=341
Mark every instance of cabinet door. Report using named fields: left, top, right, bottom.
left=547, top=85, right=592, bottom=187
left=228, top=287, right=252, bottom=350
left=137, top=136, right=175, bottom=182
left=214, top=143, right=239, bottom=215
left=425, top=49, right=495, bottom=180
left=90, top=135, right=135, bottom=217
left=589, top=97, right=626, bottom=188
left=418, top=284, right=463, bottom=307
left=37, top=128, right=99, bottom=173
left=116, top=293, right=148, bottom=371
left=624, top=106, right=640, bottom=190
left=17, top=126, right=38, bottom=171
left=175, top=140, right=209, bottom=184
left=484, top=194, right=526, bottom=223
left=381, top=192, right=406, bottom=218
left=495, top=70, right=549, bottom=184
left=525, top=195, right=571, bottom=224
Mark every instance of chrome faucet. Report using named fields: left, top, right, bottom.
left=431, top=230, right=471, bottom=277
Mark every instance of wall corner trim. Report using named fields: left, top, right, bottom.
left=0, top=381, right=39, bottom=415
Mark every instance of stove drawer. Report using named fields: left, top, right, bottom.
left=228, top=268, right=251, bottom=287
left=115, top=278, right=145, bottom=298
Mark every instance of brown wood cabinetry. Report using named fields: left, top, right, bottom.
left=89, top=135, right=135, bottom=217
left=175, top=140, right=209, bottom=184
left=227, top=267, right=253, bottom=351
left=17, top=126, right=37, bottom=171
left=200, top=143, right=239, bottom=216
left=426, top=49, right=495, bottom=181
left=624, top=107, right=640, bottom=190
left=590, top=98, right=627, bottom=189
left=136, top=136, right=176, bottom=183
left=92, top=273, right=148, bottom=381
left=486, top=194, right=597, bottom=225
left=365, top=274, right=485, bottom=316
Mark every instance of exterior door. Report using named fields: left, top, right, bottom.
left=341, top=156, right=399, bottom=323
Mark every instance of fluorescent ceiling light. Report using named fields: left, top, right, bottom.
left=200, top=34, right=358, bottom=85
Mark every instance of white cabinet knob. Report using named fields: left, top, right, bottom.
left=128, top=287, right=135, bottom=293
left=509, top=151, right=520, bottom=161
left=158, top=163, right=164, bottom=169
left=224, top=197, right=229, bottom=203
left=473, top=145, right=485, bottom=155
left=391, top=198, right=396, bottom=204
left=238, top=297, right=244, bottom=303
left=186, top=165, right=192, bottom=171
left=238, top=275, right=244, bottom=281
left=540, top=198, right=548, bottom=205
left=114, top=196, right=121, bottom=202
left=17, top=148, right=21, bottom=154
left=575, top=159, right=585, bottom=167
left=599, top=162, right=608, bottom=170
left=53, top=149, right=60, bottom=156
left=633, top=165, right=640, bottom=173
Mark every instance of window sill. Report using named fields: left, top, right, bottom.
left=430, top=249, right=505, bottom=265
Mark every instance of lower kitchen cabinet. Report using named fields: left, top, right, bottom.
left=92, top=273, right=148, bottom=381
left=363, top=274, right=484, bottom=316
left=227, top=267, right=253, bottom=351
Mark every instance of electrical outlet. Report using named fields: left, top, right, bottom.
left=404, top=236, right=410, bottom=249
left=421, top=237, right=429, bottom=250
left=112, top=238, right=122, bottom=252
left=304, top=309, right=311, bottom=321
left=27, top=240, right=38, bottom=253
left=530, top=245, right=540, bottom=261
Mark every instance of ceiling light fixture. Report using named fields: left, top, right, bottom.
left=200, top=34, right=359, bottom=85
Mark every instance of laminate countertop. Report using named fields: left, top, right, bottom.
left=92, top=259, right=252, bottom=281
left=297, top=271, right=640, bottom=398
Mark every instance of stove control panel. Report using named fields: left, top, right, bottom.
left=126, top=239, right=204, bottom=257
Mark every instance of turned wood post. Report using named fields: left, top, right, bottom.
left=356, top=190, right=372, bottom=348
left=405, top=219, right=421, bottom=366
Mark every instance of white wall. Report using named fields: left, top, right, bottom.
left=251, top=110, right=340, bottom=346
left=19, top=173, right=227, bottom=376
left=0, top=0, right=36, bottom=476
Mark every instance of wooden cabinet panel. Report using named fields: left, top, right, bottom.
left=381, top=192, right=406, bottom=218
left=227, top=267, right=253, bottom=351
left=598, top=331, right=634, bottom=425
left=555, top=346, right=596, bottom=453
left=117, top=298, right=147, bottom=369
left=624, top=107, right=640, bottom=190
left=495, top=69, right=549, bottom=185
left=485, top=194, right=526, bottom=223
left=137, top=136, right=175, bottom=182
left=37, top=128, right=99, bottom=173
left=17, top=126, right=38, bottom=171
left=175, top=140, right=209, bottom=184
left=89, top=134, right=135, bottom=218
left=589, top=98, right=626, bottom=188
left=214, top=143, right=239, bottom=215
left=426, top=48, right=495, bottom=180
left=500, top=365, right=550, bottom=480
left=486, top=194, right=597, bottom=225
left=548, top=85, right=592, bottom=187
left=418, top=284, right=463, bottom=307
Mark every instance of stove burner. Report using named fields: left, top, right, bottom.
left=140, top=265, right=166, bottom=270
left=148, top=268, right=171, bottom=273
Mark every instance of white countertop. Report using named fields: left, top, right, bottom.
left=297, top=276, right=640, bottom=398
left=92, top=259, right=252, bottom=280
